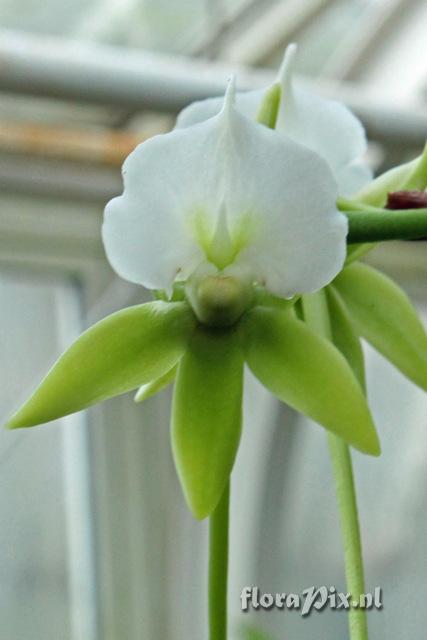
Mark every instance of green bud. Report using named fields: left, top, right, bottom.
left=356, top=142, right=427, bottom=207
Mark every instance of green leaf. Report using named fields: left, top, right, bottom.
left=7, top=301, right=195, bottom=429
left=134, top=365, right=177, bottom=403
left=241, top=307, right=380, bottom=455
left=326, top=286, right=366, bottom=391
left=171, top=326, right=244, bottom=519
left=334, top=262, right=427, bottom=391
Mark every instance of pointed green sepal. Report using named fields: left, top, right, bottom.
left=134, top=364, right=177, bottom=403
left=6, top=301, right=195, bottom=428
left=241, top=307, right=380, bottom=455
left=334, top=262, right=427, bottom=391
left=326, top=286, right=366, bottom=391
left=172, top=326, right=244, bottom=519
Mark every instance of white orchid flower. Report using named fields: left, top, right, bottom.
left=103, top=79, right=347, bottom=308
left=176, top=44, right=372, bottom=196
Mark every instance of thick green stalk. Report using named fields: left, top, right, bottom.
left=209, top=482, right=230, bottom=640
left=302, top=292, right=368, bottom=640
left=345, top=208, right=427, bottom=243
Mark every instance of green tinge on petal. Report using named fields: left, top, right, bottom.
left=171, top=326, right=244, bottom=519
left=6, top=301, right=195, bottom=429
left=326, top=286, right=366, bottom=391
left=334, top=262, right=427, bottom=391
left=134, top=365, right=177, bottom=403
left=241, top=307, right=380, bottom=455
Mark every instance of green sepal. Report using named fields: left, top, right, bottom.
left=6, top=301, right=195, bottom=428
left=301, top=288, right=366, bottom=390
left=326, top=286, right=366, bottom=391
left=171, top=326, right=244, bottom=519
left=134, top=365, right=177, bottom=403
left=334, top=262, right=427, bottom=391
left=241, top=307, right=380, bottom=455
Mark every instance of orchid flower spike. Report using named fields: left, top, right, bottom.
left=176, top=44, right=372, bottom=196
left=6, top=56, right=427, bottom=522
left=103, top=76, right=348, bottom=319
left=7, top=62, right=387, bottom=522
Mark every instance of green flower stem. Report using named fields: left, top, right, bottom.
left=302, top=292, right=368, bottom=640
left=327, top=434, right=368, bottom=640
left=346, top=208, right=427, bottom=243
left=209, top=482, right=230, bottom=640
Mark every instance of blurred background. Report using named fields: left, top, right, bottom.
left=0, top=1, right=426, bottom=638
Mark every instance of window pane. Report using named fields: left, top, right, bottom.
left=0, top=271, right=97, bottom=640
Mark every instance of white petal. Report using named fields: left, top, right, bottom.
left=103, top=192, right=204, bottom=291
left=198, top=95, right=348, bottom=296
left=176, top=45, right=371, bottom=195
left=276, top=44, right=371, bottom=192
left=104, top=83, right=246, bottom=290
left=176, top=57, right=371, bottom=195
left=104, top=83, right=347, bottom=296
left=221, top=115, right=347, bottom=297
left=175, top=87, right=264, bottom=129
left=102, top=130, right=212, bottom=291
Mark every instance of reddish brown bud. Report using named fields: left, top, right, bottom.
left=387, top=190, right=427, bottom=210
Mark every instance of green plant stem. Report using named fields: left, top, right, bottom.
left=345, top=208, right=427, bottom=243
left=209, top=482, right=230, bottom=640
left=328, top=434, right=368, bottom=640
left=302, top=291, right=368, bottom=640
